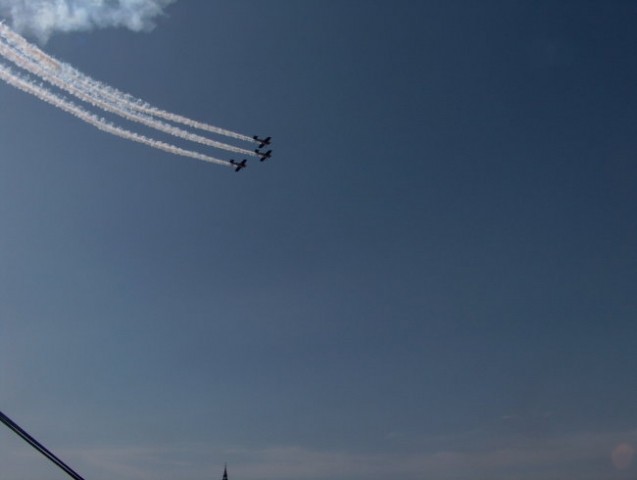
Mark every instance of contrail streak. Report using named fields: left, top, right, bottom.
left=0, top=38, right=257, bottom=157
left=0, top=23, right=257, bottom=156
left=0, top=21, right=259, bottom=145
left=0, top=62, right=233, bottom=168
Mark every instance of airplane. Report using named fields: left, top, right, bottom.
left=255, top=149, right=272, bottom=161
left=229, top=159, right=247, bottom=172
left=253, top=136, right=272, bottom=148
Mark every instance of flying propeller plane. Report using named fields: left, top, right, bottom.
left=255, top=149, right=272, bottom=161
left=229, top=159, right=247, bottom=172
left=253, top=136, right=272, bottom=148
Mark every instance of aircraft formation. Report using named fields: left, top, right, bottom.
left=229, top=136, right=274, bottom=171
left=0, top=21, right=272, bottom=173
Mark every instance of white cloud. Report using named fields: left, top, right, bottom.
left=0, top=0, right=177, bottom=42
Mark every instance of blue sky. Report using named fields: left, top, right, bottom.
left=1, top=1, right=636, bottom=479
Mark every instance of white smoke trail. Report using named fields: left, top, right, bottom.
left=0, top=62, right=233, bottom=168
left=0, top=35, right=257, bottom=156
left=65, top=62, right=258, bottom=144
left=0, top=19, right=61, bottom=70
left=0, top=20, right=259, bottom=145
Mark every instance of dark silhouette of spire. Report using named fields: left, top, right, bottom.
left=222, top=464, right=228, bottom=480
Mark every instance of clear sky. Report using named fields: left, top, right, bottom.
left=1, top=1, right=636, bottom=479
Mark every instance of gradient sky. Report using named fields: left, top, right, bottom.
left=1, top=1, right=637, bottom=479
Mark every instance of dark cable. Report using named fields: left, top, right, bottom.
left=0, top=410, right=86, bottom=480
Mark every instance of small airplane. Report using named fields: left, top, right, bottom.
left=229, top=159, right=247, bottom=172
left=255, top=149, right=272, bottom=161
left=253, top=136, right=272, bottom=148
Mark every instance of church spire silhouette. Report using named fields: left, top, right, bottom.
left=222, top=464, right=228, bottom=480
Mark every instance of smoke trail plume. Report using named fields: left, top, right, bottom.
left=0, top=20, right=258, bottom=144
left=0, top=19, right=265, bottom=170
left=0, top=0, right=177, bottom=43
left=0, top=62, right=232, bottom=167
left=0, top=34, right=256, bottom=155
